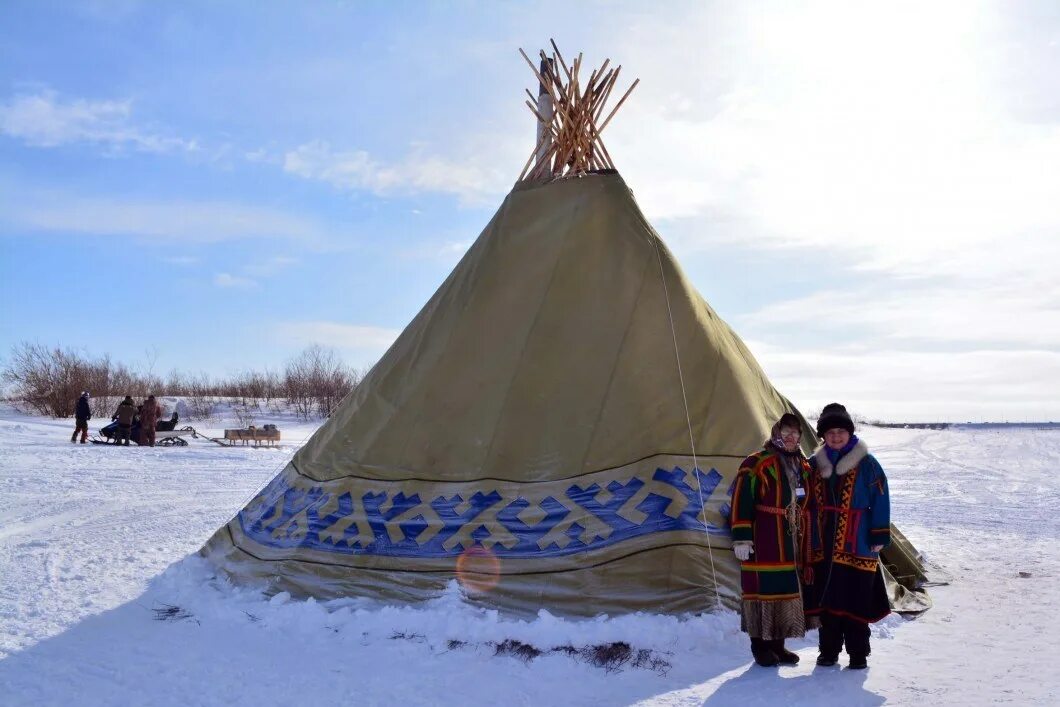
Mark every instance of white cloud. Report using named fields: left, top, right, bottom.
left=746, top=339, right=1060, bottom=423
left=398, top=239, right=472, bottom=262
left=437, top=240, right=471, bottom=258
left=273, top=321, right=399, bottom=364
left=162, top=255, right=198, bottom=266
left=0, top=89, right=196, bottom=153
left=739, top=280, right=1060, bottom=351
left=244, top=148, right=271, bottom=163
left=0, top=187, right=331, bottom=245
left=243, top=256, right=299, bottom=278
left=585, top=3, right=1060, bottom=278
left=577, top=2, right=1060, bottom=420
left=282, top=139, right=513, bottom=206
left=213, top=272, right=257, bottom=289
left=734, top=275, right=1060, bottom=421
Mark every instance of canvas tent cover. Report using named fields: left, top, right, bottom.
left=202, top=172, right=929, bottom=616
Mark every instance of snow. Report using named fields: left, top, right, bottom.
left=1, top=405, right=1058, bottom=705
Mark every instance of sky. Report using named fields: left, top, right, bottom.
left=1, top=0, right=1058, bottom=422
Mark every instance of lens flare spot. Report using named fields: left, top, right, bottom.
left=455, top=545, right=501, bottom=594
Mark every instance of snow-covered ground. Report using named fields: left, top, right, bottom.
left=0, top=404, right=1057, bottom=706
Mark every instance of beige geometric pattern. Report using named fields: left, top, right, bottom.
left=233, top=454, right=729, bottom=562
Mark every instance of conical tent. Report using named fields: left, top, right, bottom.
left=201, top=46, right=929, bottom=616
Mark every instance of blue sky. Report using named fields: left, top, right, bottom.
left=2, top=1, right=1058, bottom=421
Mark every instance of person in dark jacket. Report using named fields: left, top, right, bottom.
left=140, top=395, right=161, bottom=447
left=112, top=396, right=136, bottom=446
left=805, top=403, right=891, bottom=670
left=71, top=391, right=91, bottom=444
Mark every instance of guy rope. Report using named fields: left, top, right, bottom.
left=651, top=233, right=724, bottom=611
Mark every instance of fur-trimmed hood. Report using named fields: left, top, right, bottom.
left=814, top=439, right=869, bottom=478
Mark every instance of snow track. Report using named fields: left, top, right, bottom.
left=0, top=409, right=1057, bottom=705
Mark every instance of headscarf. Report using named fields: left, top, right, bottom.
left=767, top=413, right=806, bottom=492
left=766, top=413, right=807, bottom=544
left=768, top=413, right=803, bottom=457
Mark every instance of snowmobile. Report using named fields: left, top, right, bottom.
left=93, top=412, right=184, bottom=446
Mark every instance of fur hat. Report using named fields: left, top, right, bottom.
left=816, top=402, right=855, bottom=437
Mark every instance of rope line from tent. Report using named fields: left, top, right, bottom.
left=649, top=231, right=723, bottom=611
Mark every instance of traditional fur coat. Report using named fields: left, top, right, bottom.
left=805, top=439, right=892, bottom=623
left=730, top=445, right=817, bottom=638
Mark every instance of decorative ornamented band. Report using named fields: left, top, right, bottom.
left=235, top=460, right=727, bottom=560
left=833, top=550, right=879, bottom=573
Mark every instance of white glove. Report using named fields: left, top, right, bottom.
left=733, top=541, right=753, bottom=561
left=871, top=544, right=884, bottom=553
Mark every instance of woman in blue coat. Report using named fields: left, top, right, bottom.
left=806, top=403, right=891, bottom=670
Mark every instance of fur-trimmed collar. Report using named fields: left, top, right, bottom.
left=814, top=439, right=869, bottom=478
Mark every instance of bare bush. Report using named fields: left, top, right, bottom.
left=225, top=370, right=281, bottom=407
left=165, top=369, right=193, bottom=397
left=233, top=400, right=257, bottom=427
left=316, top=364, right=359, bottom=419
left=284, top=359, right=314, bottom=421
left=261, top=369, right=282, bottom=403
left=186, top=372, right=217, bottom=421
left=2, top=340, right=365, bottom=420
left=3, top=343, right=94, bottom=417
left=284, top=345, right=358, bottom=420
left=85, top=355, right=118, bottom=418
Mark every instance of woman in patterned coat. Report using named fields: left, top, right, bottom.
left=806, top=402, right=891, bottom=670
left=730, top=412, right=817, bottom=667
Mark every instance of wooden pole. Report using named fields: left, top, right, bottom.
left=596, top=78, right=639, bottom=136
left=535, top=57, right=555, bottom=175
left=517, top=43, right=638, bottom=182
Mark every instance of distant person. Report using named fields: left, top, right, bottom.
left=132, top=402, right=143, bottom=443
left=71, top=391, right=91, bottom=444
left=806, top=403, right=891, bottom=670
left=140, top=395, right=161, bottom=447
left=112, top=396, right=136, bottom=446
left=730, top=412, right=816, bottom=667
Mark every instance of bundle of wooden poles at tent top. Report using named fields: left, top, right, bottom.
left=518, top=40, right=639, bottom=183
